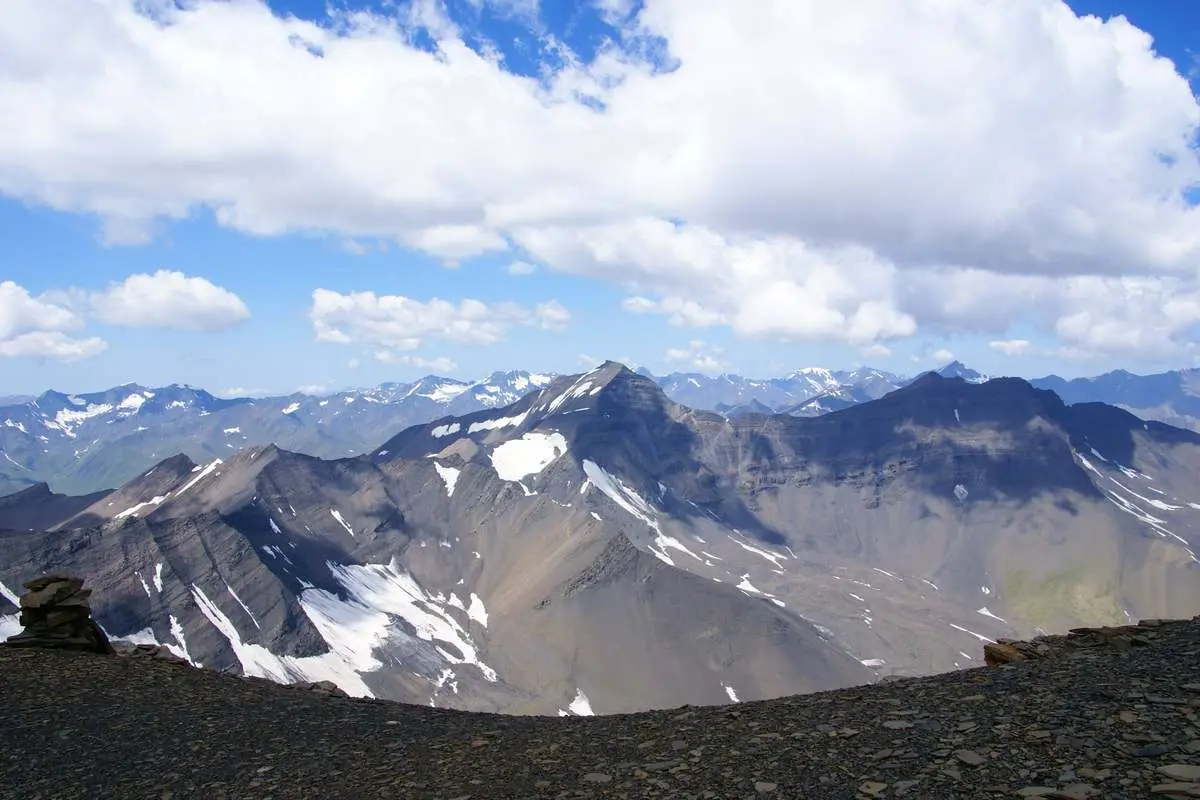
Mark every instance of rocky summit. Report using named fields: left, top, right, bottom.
left=1, top=615, right=1199, bottom=799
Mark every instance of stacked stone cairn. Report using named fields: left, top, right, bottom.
left=1, top=574, right=114, bottom=654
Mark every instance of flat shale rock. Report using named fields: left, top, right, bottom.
left=1, top=616, right=1199, bottom=799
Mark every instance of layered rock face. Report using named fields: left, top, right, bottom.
left=2, top=575, right=112, bottom=654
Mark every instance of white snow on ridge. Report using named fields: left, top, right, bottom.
left=114, top=495, right=167, bottom=519
left=467, top=411, right=528, bottom=434
left=0, top=580, right=19, bottom=608
left=223, top=427, right=241, bottom=435
left=431, top=422, right=461, bottom=438
left=490, top=431, right=568, bottom=481
left=3, top=419, right=27, bottom=434
left=567, top=688, right=594, bottom=716
left=173, top=459, right=223, bottom=498
left=1109, top=477, right=1183, bottom=511
left=192, top=584, right=370, bottom=695
left=467, top=593, right=488, bottom=627
left=226, top=583, right=261, bottom=630
left=579, top=459, right=700, bottom=565
left=330, top=508, right=355, bottom=537
left=728, top=531, right=787, bottom=567
left=433, top=462, right=461, bottom=496
left=297, top=559, right=499, bottom=697
left=421, top=383, right=470, bottom=403
left=281, top=402, right=301, bottom=415
left=581, top=460, right=657, bottom=529
left=167, top=615, right=194, bottom=663
left=54, top=402, right=114, bottom=434
left=723, top=683, right=740, bottom=702
left=949, top=622, right=994, bottom=643
left=118, top=393, right=148, bottom=412
left=1, top=450, right=25, bottom=470
left=0, top=614, right=22, bottom=640
left=977, top=606, right=1007, bottom=622
left=872, top=567, right=903, bottom=582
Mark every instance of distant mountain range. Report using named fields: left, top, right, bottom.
left=2, top=363, right=1197, bottom=714
left=5, top=360, right=1200, bottom=497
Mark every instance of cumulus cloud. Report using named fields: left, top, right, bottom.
left=0, top=331, right=108, bottom=360
left=507, top=260, right=537, bottom=275
left=932, top=349, right=955, bottom=364
left=0, top=281, right=106, bottom=360
left=373, top=352, right=459, bottom=372
left=2, top=1, right=1200, bottom=357
left=665, top=339, right=727, bottom=373
left=990, top=339, right=1032, bottom=356
left=310, top=289, right=569, bottom=351
left=622, top=295, right=725, bottom=327
left=90, top=271, right=250, bottom=331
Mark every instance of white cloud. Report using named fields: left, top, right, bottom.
left=0, top=281, right=80, bottom=340
left=507, top=260, right=537, bottom=275
left=932, top=349, right=955, bottom=363
left=90, top=271, right=250, bottom=331
left=0, top=330, right=107, bottom=360
left=861, top=344, right=892, bottom=358
left=622, top=295, right=725, bottom=327
left=217, top=386, right=272, bottom=397
left=0, top=281, right=106, bottom=360
left=989, top=339, right=1031, bottom=356
left=664, top=339, right=727, bottom=373
left=373, top=352, right=458, bottom=372
left=310, top=289, right=569, bottom=351
left=2, top=1, right=1200, bottom=357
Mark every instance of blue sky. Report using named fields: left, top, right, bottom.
left=1, top=0, right=1199, bottom=395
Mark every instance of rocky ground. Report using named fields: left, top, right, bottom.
left=2, top=618, right=1200, bottom=799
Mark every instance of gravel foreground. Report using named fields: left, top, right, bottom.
left=3, top=619, right=1200, bottom=799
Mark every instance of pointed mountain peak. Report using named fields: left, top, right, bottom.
left=935, top=361, right=989, bottom=383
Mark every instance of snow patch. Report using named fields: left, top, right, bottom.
left=167, top=615, right=194, bottom=663
left=490, top=431, right=568, bottom=481
left=433, top=462, right=461, bottom=496
left=226, top=583, right=261, bottom=630
left=949, top=622, right=994, bottom=643
left=728, top=531, right=787, bottom=568
left=860, top=658, right=886, bottom=668
left=153, top=563, right=164, bottom=593
left=567, top=688, right=594, bottom=716
left=467, top=593, right=488, bottom=627
left=281, top=402, right=301, bottom=415
left=467, top=411, right=528, bottom=434
left=431, top=422, right=461, bottom=438
left=977, top=606, right=1007, bottom=622
left=723, top=683, right=740, bottom=702
left=330, top=508, right=355, bottom=537
left=114, top=495, right=168, bottom=519
left=172, top=459, right=223, bottom=498
left=0, top=581, right=19, bottom=608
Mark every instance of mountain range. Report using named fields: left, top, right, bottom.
left=10, top=359, right=1200, bottom=498
left=1, top=362, right=1198, bottom=715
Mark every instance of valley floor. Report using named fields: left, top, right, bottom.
left=2, top=620, right=1200, bottom=799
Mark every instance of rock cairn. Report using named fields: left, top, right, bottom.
left=1, top=574, right=113, bottom=654
left=984, top=617, right=1185, bottom=666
